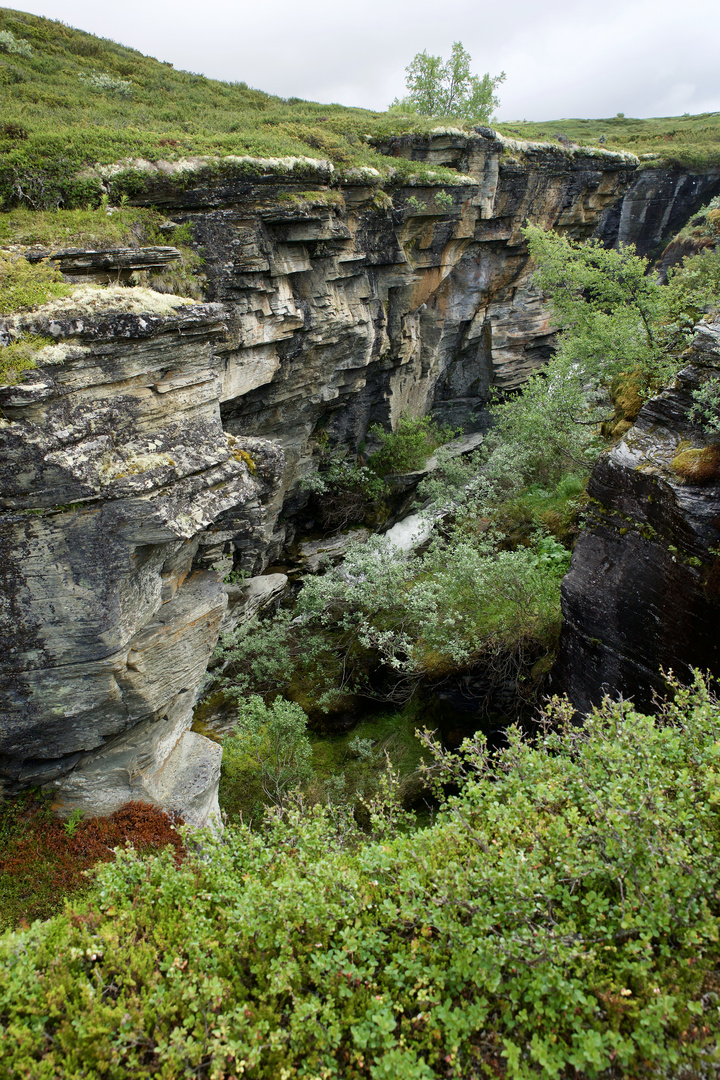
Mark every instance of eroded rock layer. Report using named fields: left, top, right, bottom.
left=2, top=132, right=719, bottom=818
left=0, top=297, right=282, bottom=823
left=554, top=322, right=720, bottom=713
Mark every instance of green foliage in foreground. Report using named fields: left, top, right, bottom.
left=3, top=673, right=720, bottom=1078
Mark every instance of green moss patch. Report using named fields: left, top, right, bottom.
left=671, top=443, right=720, bottom=483
left=0, top=250, right=73, bottom=313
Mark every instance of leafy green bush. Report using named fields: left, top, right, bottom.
left=295, top=523, right=568, bottom=700
left=0, top=29, right=32, bottom=57
left=212, top=608, right=346, bottom=715
left=222, top=696, right=313, bottom=817
left=368, top=416, right=459, bottom=477
left=389, top=41, right=505, bottom=124
left=79, top=70, right=132, bottom=96
left=302, top=451, right=389, bottom=530
left=3, top=673, right=720, bottom=1077
left=477, top=225, right=720, bottom=492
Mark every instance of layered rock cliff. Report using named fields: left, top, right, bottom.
left=555, top=321, right=720, bottom=713
left=2, top=131, right=719, bottom=820
left=0, top=290, right=282, bottom=823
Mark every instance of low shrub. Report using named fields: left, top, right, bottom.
left=368, top=415, right=459, bottom=477
left=0, top=333, right=51, bottom=386
left=3, top=674, right=720, bottom=1077
left=0, top=794, right=184, bottom=931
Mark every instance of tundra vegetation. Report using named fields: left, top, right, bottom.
left=4, top=675, right=720, bottom=1077
left=3, top=13, right=720, bottom=1075
left=1, top=5, right=719, bottom=214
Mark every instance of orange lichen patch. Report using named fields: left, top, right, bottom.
left=670, top=444, right=720, bottom=484
left=0, top=794, right=184, bottom=929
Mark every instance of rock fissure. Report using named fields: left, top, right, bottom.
left=2, top=131, right=719, bottom=821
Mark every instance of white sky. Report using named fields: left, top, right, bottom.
left=11, top=0, right=720, bottom=121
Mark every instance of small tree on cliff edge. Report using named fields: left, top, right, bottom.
left=390, top=41, right=505, bottom=124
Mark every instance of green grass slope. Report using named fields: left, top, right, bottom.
left=1, top=7, right=720, bottom=212
left=495, top=113, right=720, bottom=168
left=0, top=7, right=461, bottom=209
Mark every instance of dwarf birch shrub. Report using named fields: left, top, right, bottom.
left=3, top=673, right=720, bottom=1078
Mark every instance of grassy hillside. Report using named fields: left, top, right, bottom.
left=1, top=7, right=720, bottom=212
left=0, top=7, right=459, bottom=209
left=495, top=113, right=720, bottom=168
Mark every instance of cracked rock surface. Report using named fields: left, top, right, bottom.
left=554, top=322, right=720, bottom=713
left=2, top=132, right=718, bottom=818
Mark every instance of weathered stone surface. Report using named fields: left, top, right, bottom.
left=25, top=246, right=182, bottom=284
left=221, top=572, right=288, bottom=635
left=554, top=322, right=720, bottom=713
left=295, top=530, right=371, bottom=574
left=595, top=166, right=720, bottom=258
left=2, top=134, right=718, bottom=818
left=0, top=293, right=282, bottom=823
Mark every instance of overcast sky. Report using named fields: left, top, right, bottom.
left=12, top=0, right=720, bottom=121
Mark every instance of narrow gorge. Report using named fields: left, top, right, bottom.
left=2, top=130, right=720, bottom=823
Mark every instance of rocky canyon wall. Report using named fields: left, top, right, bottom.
left=554, top=321, right=720, bottom=714
left=2, top=131, right=718, bottom=819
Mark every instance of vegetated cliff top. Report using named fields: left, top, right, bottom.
left=494, top=114, right=720, bottom=169
left=0, top=6, right=718, bottom=212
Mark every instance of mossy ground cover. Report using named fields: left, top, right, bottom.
left=1, top=7, right=719, bottom=214
left=0, top=8, right=467, bottom=210
left=0, top=792, right=184, bottom=931
left=0, top=204, right=167, bottom=248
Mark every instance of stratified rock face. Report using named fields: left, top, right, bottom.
left=0, top=295, right=283, bottom=823
left=121, top=135, right=642, bottom=560
left=2, top=134, right=718, bottom=818
left=595, top=165, right=720, bottom=258
left=555, top=323, right=720, bottom=714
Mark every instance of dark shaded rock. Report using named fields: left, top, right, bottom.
left=595, top=166, right=720, bottom=258
left=554, top=322, right=720, bottom=713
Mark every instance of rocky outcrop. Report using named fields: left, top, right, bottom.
left=554, top=322, right=720, bottom=714
left=121, top=135, right=642, bottom=564
left=0, top=290, right=282, bottom=823
left=2, top=131, right=719, bottom=819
